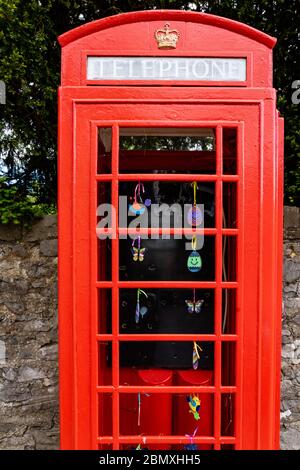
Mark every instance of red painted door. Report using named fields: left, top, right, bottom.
left=58, top=87, right=280, bottom=450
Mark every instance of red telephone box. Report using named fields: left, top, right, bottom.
left=58, top=10, right=283, bottom=450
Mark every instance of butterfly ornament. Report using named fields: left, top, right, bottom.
left=131, top=236, right=146, bottom=262
left=185, top=289, right=204, bottom=314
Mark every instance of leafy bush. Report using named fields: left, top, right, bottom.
left=0, top=1, right=299, bottom=208
left=0, top=177, right=56, bottom=225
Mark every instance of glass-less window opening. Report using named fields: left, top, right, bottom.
left=96, top=126, right=238, bottom=450
left=118, top=127, right=215, bottom=174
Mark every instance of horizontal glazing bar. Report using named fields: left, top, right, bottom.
left=117, top=281, right=238, bottom=288
left=96, top=334, right=238, bottom=341
left=96, top=228, right=214, bottom=236
left=96, top=174, right=113, bottom=181
left=118, top=228, right=238, bottom=235
left=117, top=174, right=239, bottom=182
left=96, top=386, right=237, bottom=394
left=222, top=229, right=238, bottom=236
left=96, top=228, right=238, bottom=237
left=119, top=228, right=216, bottom=235
left=95, top=281, right=238, bottom=289
left=96, top=174, right=239, bottom=182
left=97, top=436, right=236, bottom=444
left=96, top=228, right=113, bottom=236
left=95, top=281, right=113, bottom=288
left=219, top=437, right=236, bottom=442
left=93, top=119, right=240, bottom=127
left=96, top=436, right=113, bottom=444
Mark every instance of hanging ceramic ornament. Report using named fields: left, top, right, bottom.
left=184, top=441, right=199, bottom=451
left=131, top=236, right=146, bottom=262
left=136, top=436, right=148, bottom=450
left=129, top=182, right=146, bottom=216
left=192, top=341, right=203, bottom=370
left=129, top=203, right=145, bottom=216
left=187, top=236, right=202, bottom=272
left=187, top=182, right=203, bottom=227
left=184, top=427, right=199, bottom=450
left=137, top=393, right=141, bottom=427
left=186, top=394, right=201, bottom=421
left=135, top=288, right=148, bottom=323
left=137, top=392, right=150, bottom=426
left=140, top=306, right=148, bottom=319
left=185, top=288, right=204, bottom=313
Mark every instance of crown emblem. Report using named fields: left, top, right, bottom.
left=154, top=23, right=180, bottom=50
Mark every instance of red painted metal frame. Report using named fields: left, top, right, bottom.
left=59, top=11, right=276, bottom=48
left=58, top=11, right=282, bottom=451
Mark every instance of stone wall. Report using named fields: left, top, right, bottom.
left=0, top=209, right=299, bottom=450
left=0, top=216, right=58, bottom=449
left=281, top=207, right=300, bottom=449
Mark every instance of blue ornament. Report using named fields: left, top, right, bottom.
left=184, top=443, right=199, bottom=450
left=187, top=251, right=202, bottom=272
left=129, top=202, right=145, bottom=216
left=187, top=205, right=203, bottom=227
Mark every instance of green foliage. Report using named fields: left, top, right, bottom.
left=0, top=0, right=299, bottom=217
left=0, top=177, right=56, bottom=225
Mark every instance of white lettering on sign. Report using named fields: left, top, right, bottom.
left=87, top=57, right=246, bottom=82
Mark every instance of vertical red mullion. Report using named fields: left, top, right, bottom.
left=234, top=123, right=244, bottom=449
left=91, top=123, right=99, bottom=449
left=111, top=124, right=120, bottom=450
left=214, top=125, right=222, bottom=449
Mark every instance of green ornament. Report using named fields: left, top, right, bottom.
left=187, top=251, right=202, bottom=272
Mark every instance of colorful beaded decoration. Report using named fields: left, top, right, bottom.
left=187, top=181, right=203, bottom=227
left=192, top=341, right=203, bottom=370
left=187, top=236, right=202, bottom=272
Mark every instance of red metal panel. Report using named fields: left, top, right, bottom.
left=239, top=106, right=260, bottom=449
left=58, top=11, right=276, bottom=88
left=58, top=12, right=281, bottom=452
left=60, top=96, right=277, bottom=449
left=90, top=123, right=99, bottom=449
left=58, top=85, right=276, bottom=103
left=58, top=88, right=74, bottom=450
left=275, top=114, right=284, bottom=449
left=59, top=11, right=276, bottom=48
left=234, top=122, right=245, bottom=449
left=214, top=125, right=223, bottom=449
left=111, top=124, right=120, bottom=450
left=257, top=97, right=280, bottom=449
left=73, top=108, right=93, bottom=449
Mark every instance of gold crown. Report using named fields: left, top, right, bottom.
left=154, top=23, right=180, bottom=49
